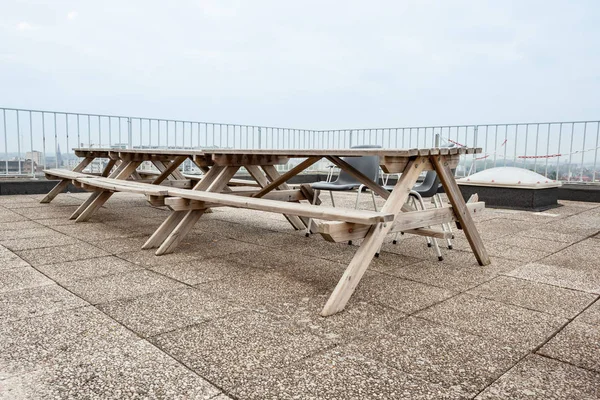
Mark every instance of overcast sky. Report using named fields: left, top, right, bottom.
left=1, top=0, right=599, bottom=130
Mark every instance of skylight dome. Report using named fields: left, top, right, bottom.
left=458, top=167, right=562, bottom=189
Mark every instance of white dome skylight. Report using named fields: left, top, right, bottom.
left=457, top=167, right=562, bottom=189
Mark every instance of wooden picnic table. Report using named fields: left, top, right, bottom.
left=41, top=146, right=489, bottom=316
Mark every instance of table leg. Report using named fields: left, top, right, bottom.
left=74, top=160, right=142, bottom=222
left=431, top=155, right=490, bottom=266
left=142, top=166, right=225, bottom=249
left=40, top=157, right=94, bottom=203
left=321, top=157, right=428, bottom=316
left=246, top=165, right=307, bottom=231
left=152, top=157, right=187, bottom=184
left=260, top=165, right=307, bottom=230
left=155, top=166, right=240, bottom=255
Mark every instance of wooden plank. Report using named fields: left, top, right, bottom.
left=69, top=159, right=126, bottom=219
left=151, top=157, right=187, bottom=184
left=75, top=161, right=141, bottom=222
left=319, top=202, right=485, bottom=243
left=260, top=165, right=309, bottom=230
left=212, top=154, right=289, bottom=166
left=164, top=189, right=306, bottom=210
left=402, top=227, right=452, bottom=239
left=431, top=154, right=490, bottom=266
left=162, top=187, right=394, bottom=224
left=254, top=158, right=320, bottom=198
left=321, top=156, right=428, bottom=316
left=40, top=157, right=94, bottom=203
left=100, top=159, right=117, bottom=177
left=74, top=147, right=483, bottom=158
left=142, top=211, right=186, bottom=249
left=155, top=166, right=241, bottom=255
left=326, top=155, right=389, bottom=199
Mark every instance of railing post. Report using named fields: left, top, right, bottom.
left=127, top=117, right=132, bottom=149
left=258, top=127, right=262, bottom=149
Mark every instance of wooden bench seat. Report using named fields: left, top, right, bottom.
left=73, top=176, right=393, bottom=225
left=44, top=169, right=96, bottom=181
left=137, top=169, right=260, bottom=187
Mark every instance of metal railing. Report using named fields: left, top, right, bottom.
left=1, top=106, right=599, bottom=182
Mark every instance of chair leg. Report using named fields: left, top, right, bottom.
left=330, top=191, right=336, bottom=207
left=412, top=191, right=443, bottom=261
left=435, top=194, right=453, bottom=249
left=354, top=185, right=364, bottom=209
left=350, top=186, right=365, bottom=246
left=305, top=189, right=319, bottom=237
left=370, top=190, right=377, bottom=212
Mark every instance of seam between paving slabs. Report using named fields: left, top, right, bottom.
left=468, top=292, right=600, bottom=398
left=15, top=252, right=235, bottom=398
left=5, top=210, right=237, bottom=398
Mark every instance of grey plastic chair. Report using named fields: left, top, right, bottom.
left=305, top=145, right=381, bottom=238
left=383, top=143, right=456, bottom=259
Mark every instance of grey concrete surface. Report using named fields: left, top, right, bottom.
left=0, top=192, right=599, bottom=399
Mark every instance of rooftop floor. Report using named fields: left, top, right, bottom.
left=0, top=192, right=599, bottom=399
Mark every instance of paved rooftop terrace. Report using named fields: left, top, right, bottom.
left=0, top=192, right=599, bottom=399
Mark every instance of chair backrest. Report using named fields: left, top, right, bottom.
left=333, top=145, right=381, bottom=186
left=413, top=142, right=456, bottom=197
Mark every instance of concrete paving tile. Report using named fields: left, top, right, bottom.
left=217, top=246, right=305, bottom=270
left=151, top=256, right=254, bottom=286
left=0, top=266, right=53, bottom=293
left=210, top=395, right=233, bottom=400
left=538, top=321, right=600, bottom=373
left=15, top=241, right=110, bottom=266
left=0, top=245, right=30, bottom=270
left=232, top=347, right=464, bottom=400
left=92, top=236, right=149, bottom=254
left=272, top=233, right=361, bottom=264
left=0, top=284, right=87, bottom=323
left=0, top=220, right=42, bottom=231
left=0, top=233, right=79, bottom=251
left=275, top=296, right=405, bottom=343
left=98, top=287, right=244, bottom=337
left=0, top=306, right=138, bottom=378
left=274, top=256, right=348, bottom=290
left=196, top=269, right=326, bottom=314
left=486, top=243, right=551, bottom=262
left=475, top=354, right=600, bottom=400
left=53, top=223, right=147, bottom=241
left=468, top=276, right=597, bottom=318
left=378, top=257, right=518, bottom=292
left=0, top=307, right=219, bottom=399
left=33, top=217, right=77, bottom=227
left=0, top=226, right=56, bottom=241
left=64, top=269, right=186, bottom=304
left=517, top=228, right=585, bottom=244
left=355, top=272, right=455, bottom=314
left=118, top=249, right=211, bottom=268
left=578, top=300, right=600, bottom=326
left=538, top=218, right=600, bottom=236
left=539, top=239, right=600, bottom=271
left=416, top=293, right=567, bottom=350
left=0, top=195, right=37, bottom=204
left=152, top=310, right=334, bottom=391
left=491, top=234, right=571, bottom=252
left=35, top=255, right=143, bottom=284
left=352, top=316, right=524, bottom=398
left=0, top=211, right=28, bottom=223
left=504, top=262, right=600, bottom=294
left=12, top=206, right=76, bottom=220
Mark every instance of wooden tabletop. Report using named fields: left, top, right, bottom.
left=74, top=147, right=482, bottom=158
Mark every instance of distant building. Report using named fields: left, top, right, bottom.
left=0, top=160, right=38, bottom=174
left=25, top=150, right=44, bottom=166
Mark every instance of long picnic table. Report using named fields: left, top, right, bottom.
left=42, top=147, right=489, bottom=316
